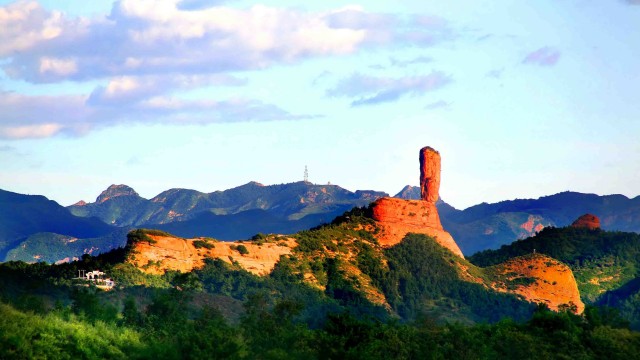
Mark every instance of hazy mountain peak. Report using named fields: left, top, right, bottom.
left=96, top=184, right=139, bottom=203
left=394, top=185, right=421, bottom=200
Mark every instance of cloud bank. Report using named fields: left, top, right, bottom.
left=328, top=72, right=452, bottom=107
left=0, top=1, right=454, bottom=139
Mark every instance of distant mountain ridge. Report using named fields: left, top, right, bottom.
left=69, top=181, right=388, bottom=227
left=3, top=180, right=640, bottom=263
left=436, top=191, right=640, bottom=255
left=394, top=185, right=640, bottom=255
left=0, top=189, right=115, bottom=260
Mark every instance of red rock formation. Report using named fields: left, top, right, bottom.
left=371, top=146, right=464, bottom=258
left=571, top=214, right=600, bottom=230
left=420, top=146, right=441, bottom=203
left=372, top=198, right=464, bottom=257
left=491, top=254, right=585, bottom=313
left=130, top=234, right=295, bottom=276
left=73, top=200, right=87, bottom=206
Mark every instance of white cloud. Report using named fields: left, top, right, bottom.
left=1, top=1, right=452, bottom=82
left=0, top=91, right=317, bottom=140
left=0, top=123, right=63, bottom=139
left=0, top=1, right=453, bottom=139
left=87, top=74, right=246, bottom=106
left=327, top=72, right=452, bottom=106
left=0, top=1, right=55, bottom=55
left=39, top=57, right=77, bottom=76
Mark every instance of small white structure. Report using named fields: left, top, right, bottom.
left=76, top=270, right=115, bottom=290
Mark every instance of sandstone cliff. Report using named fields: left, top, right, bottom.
left=372, top=198, right=464, bottom=257
left=489, top=253, right=584, bottom=313
left=370, top=146, right=464, bottom=258
left=128, top=234, right=294, bottom=276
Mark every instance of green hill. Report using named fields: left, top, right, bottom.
left=469, top=226, right=640, bottom=328
left=1, top=218, right=639, bottom=358
left=0, top=189, right=114, bottom=260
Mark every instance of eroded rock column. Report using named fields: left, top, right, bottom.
left=420, top=146, right=441, bottom=203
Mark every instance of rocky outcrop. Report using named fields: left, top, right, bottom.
left=72, top=200, right=87, bottom=206
left=490, top=253, right=585, bottom=313
left=571, top=214, right=600, bottom=230
left=372, top=198, right=464, bottom=257
left=420, top=146, right=441, bottom=203
left=129, top=234, right=294, bottom=276
left=371, top=146, right=464, bottom=258
left=96, top=184, right=139, bottom=203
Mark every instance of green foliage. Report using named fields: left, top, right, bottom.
left=236, top=244, right=249, bottom=255
left=2, top=251, right=640, bottom=359
left=377, top=233, right=536, bottom=322
left=193, top=239, right=215, bottom=249
left=294, top=217, right=377, bottom=255
left=0, top=302, right=147, bottom=359
left=470, top=226, right=640, bottom=305
left=330, top=205, right=376, bottom=227
left=126, top=229, right=163, bottom=247
left=70, top=287, right=119, bottom=323
left=355, top=241, right=386, bottom=288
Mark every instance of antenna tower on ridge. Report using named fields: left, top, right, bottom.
left=304, top=165, right=309, bottom=183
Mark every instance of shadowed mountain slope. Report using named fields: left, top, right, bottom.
left=0, top=189, right=114, bottom=259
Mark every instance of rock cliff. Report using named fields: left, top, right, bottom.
left=571, top=214, right=600, bottom=230
left=371, top=146, right=464, bottom=258
left=490, top=253, right=585, bottom=313
left=372, top=198, right=464, bottom=257
left=129, top=234, right=294, bottom=276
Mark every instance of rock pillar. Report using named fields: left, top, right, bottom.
left=420, top=146, right=441, bottom=203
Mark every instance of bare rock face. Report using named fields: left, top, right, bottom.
left=372, top=198, right=464, bottom=257
left=130, top=234, right=295, bottom=276
left=491, top=254, right=585, bottom=313
left=371, top=146, right=464, bottom=258
left=571, top=214, right=600, bottom=230
left=420, top=146, right=441, bottom=203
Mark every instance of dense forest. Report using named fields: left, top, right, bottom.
left=0, top=253, right=640, bottom=359
left=1, top=217, right=640, bottom=358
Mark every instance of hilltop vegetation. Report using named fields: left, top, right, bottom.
left=1, top=209, right=640, bottom=357
left=470, top=227, right=640, bottom=299
left=0, top=240, right=638, bottom=359
left=470, top=226, right=640, bottom=328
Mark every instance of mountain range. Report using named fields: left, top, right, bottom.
left=2, top=182, right=640, bottom=263
left=1, top=145, right=639, bottom=357
left=396, top=185, right=640, bottom=254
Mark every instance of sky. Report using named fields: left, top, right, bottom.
left=1, top=0, right=639, bottom=210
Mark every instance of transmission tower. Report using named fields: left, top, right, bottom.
left=304, top=165, right=309, bottom=183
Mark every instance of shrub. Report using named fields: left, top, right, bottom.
left=193, top=240, right=215, bottom=249
left=236, top=245, right=249, bottom=255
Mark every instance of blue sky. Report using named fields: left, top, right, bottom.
left=1, top=0, right=639, bottom=209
